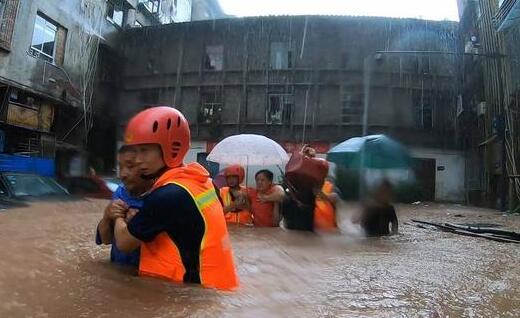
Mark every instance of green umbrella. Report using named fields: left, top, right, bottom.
left=327, top=135, right=412, bottom=169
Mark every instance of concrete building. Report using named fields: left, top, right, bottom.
left=457, top=0, right=520, bottom=209
left=495, top=0, right=520, bottom=211
left=0, top=0, right=191, bottom=176
left=117, top=16, right=465, bottom=201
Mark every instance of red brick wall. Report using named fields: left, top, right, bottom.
left=0, top=0, right=20, bottom=51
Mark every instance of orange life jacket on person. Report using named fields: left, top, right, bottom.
left=139, top=163, right=239, bottom=290
left=249, top=186, right=278, bottom=227
left=220, top=186, right=253, bottom=225
left=314, top=180, right=337, bottom=231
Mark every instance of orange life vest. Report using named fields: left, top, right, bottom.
left=249, top=186, right=278, bottom=227
left=220, top=186, right=252, bottom=225
left=314, top=180, right=337, bottom=231
left=139, top=163, right=239, bottom=290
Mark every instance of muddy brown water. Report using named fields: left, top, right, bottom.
left=0, top=200, right=519, bottom=317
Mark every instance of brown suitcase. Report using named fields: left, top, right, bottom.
left=285, top=151, right=328, bottom=202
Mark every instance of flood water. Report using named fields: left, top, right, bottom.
left=0, top=200, right=519, bottom=317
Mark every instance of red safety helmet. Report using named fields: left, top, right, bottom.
left=124, top=106, right=191, bottom=168
left=223, top=164, right=245, bottom=184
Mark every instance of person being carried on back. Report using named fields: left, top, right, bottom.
left=96, top=145, right=153, bottom=267
left=113, top=106, right=239, bottom=290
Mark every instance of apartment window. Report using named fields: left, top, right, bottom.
left=204, top=45, right=224, bottom=71
left=270, top=42, right=292, bottom=70
left=139, top=89, right=160, bottom=105
left=267, top=93, right=293, bottom=124
left=340, top=87, right=363, bottom=124
left=341, top=52, right=349, bottom=68
left=199, top=88, right=222, bottom=124
left=107, top=1, right=124, bottom=27
left=141, top=0, right=160, bottom=14
left=409, top=56, right=419, bottom=73
left=413, top=89, right=433, bottom=129
left=419, top=56, right=431, bottom=74
left=29, top=14, right=58, bottom=63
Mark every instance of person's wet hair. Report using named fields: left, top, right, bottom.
left=255, top=169, right=274, bottom=182
left=118, top=145, right=136, bottom=155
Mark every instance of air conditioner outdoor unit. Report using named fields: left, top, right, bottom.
left=477, top=102, right=486, bottom=116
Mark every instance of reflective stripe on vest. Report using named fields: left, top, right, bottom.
left=220, top=186, right=252, bottom=225
left=138, top=165, right=239, bottom=290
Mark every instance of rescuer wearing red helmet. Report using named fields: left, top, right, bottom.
left=220, top=164, right=252, bottom=225
left=113, top=106, right=239, bottom=290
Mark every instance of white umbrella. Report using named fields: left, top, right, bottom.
left=207, top=134, right=289, bottom=166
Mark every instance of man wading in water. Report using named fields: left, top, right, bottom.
left=353, top=179, right=399, bottom=237
left=96, top=145, right=153, bottom=267
left=113, top=106, right=239, bottom=290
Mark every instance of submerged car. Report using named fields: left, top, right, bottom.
left=59, top=175, right=116, bottom=200
left=0, top=172, right=70, bottom=204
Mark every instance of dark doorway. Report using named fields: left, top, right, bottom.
left=413, top=158, right=436, bottom=201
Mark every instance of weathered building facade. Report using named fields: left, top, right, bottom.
left=117, top=16, right=465, bottom=201
left=457, top=0, right=520, bottom=209
left=0, top=0, right=191, bottom=176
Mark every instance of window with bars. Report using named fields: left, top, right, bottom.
left=413, top=89, right=434, bottom=129
left=419, top=56, right=431, bottom=74
left=139, top=89, right=160, bottom=105
left=140, top=0, right=160, bottom=14
left=267, top=93, right=293, bottom=124
left=199, top=88, right=222, bottom=124
left=270, top=42, right=292, bottom=70
left=106, top=1, right=124, bottom=27
left=340, top=86, right=363, bottom=124
left=204, top=45, right=224, bottom=71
